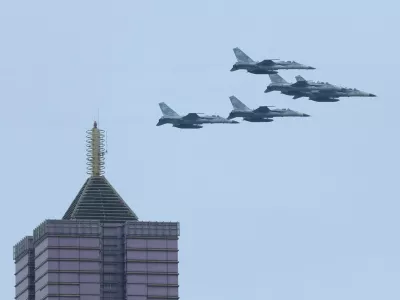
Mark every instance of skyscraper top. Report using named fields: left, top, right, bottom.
left=62, top=121, right=138, bottom=222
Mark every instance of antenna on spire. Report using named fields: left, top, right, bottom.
left=86, top=121, right=106, bottom=176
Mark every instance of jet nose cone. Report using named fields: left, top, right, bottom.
left=303, top=113, right=310, bottom=117
left=369, top=93, right=376, bottom=97
left=231, top=120, right=239, bottom=124
left=308, top=66, right=316, bottom=70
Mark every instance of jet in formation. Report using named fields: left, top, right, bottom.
left=265, top=74, right=376, bottom=102
left=227, top=96, right=310, bottom=122
left=230, top=47, right=315, bottom=74
left=157, top=102, right=238, bottom=129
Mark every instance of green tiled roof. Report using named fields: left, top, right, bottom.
left=63, top=176, right=138, bottom=222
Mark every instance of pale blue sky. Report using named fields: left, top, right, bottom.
left=1, top=1, right=399, bottom=299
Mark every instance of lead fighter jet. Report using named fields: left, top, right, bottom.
left=265, top=74, right=376, bottom=102
left=227, top=96, right=310, bottom=122
left=230, top=47, right=315, bottom=74
left=157, top=102, right=239, bottom=129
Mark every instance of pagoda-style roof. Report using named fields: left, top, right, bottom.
left=63, top=175, right=138, bottom=222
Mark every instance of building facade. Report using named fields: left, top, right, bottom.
left=13, top=122, right=180, bottom=300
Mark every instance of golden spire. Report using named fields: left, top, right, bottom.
left=86, top=121, right=106, bottom=176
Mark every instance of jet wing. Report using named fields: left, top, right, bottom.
left=257, top=59, right=276, bottom=66
left=182, top=113, right=201, bottom=120
left=253, top=106, right=271, bottom=113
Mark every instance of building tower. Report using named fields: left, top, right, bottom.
left=13, top=121, right=180, bottom=300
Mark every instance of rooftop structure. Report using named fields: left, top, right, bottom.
left=13, top=121, right=180, bottom=300
left=63, top=121, right=138, bottom=222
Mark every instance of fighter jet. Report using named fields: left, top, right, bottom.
left=227, top=96, right=310, bottom=123
left=265, top=74, right=376, bottom=102
left=157, top=102, right=239, bottom=129
left=230, top=47, right=315, bottom=74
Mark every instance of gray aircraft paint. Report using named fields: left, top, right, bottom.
left=230, top=47, right=315, bottom=74
left=227, top=96, right=310, bottom=122
left=265, top=74, right=376, bottom=102
left=157, top=102, right=239, bottom=129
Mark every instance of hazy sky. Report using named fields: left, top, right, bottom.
left=1, top=1, right=399, bottom=299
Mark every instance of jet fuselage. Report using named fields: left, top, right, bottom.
left=157, top=115, right=238, bottom=128
left=229, top=109, right=309, bottom=119
left=297, top=89, right=376, bottom=102
left=231, top=61, right=314, bottom=74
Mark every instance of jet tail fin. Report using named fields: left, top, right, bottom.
left=233, top=47, right=254, bottom=63
left=159, top=102, right=179, bottom=117
left=229, top=96, right=251, bottom=111
left=269, top=74, right=287, bottom=84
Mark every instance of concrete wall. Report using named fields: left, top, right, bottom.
left=101, top=223, right=125, bottom=300
left=33, top=220, right=102, bottom=300
left=125, top=222, right=180, bottom=300
left=14, top=220, right=180, bottom=300
left=14, top=236, right=35, bottom=300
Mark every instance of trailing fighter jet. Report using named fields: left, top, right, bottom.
left=227, top=96, right=310, bottom=123
left=230, top=47, right=315, bottom=74
left=157, top=102, right=239, bottom=129
left=265, top=74, right=376, bottom=102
